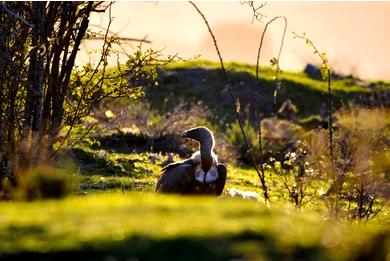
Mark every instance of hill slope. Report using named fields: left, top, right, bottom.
left=147, top=60, right=388, bottom=123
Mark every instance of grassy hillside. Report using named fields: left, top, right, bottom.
left=1, top=193, right=389, bottom=260
left=147, top=60, right=387, bottom=122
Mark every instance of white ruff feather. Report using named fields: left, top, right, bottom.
left=194, top=162, right=219, bottom=183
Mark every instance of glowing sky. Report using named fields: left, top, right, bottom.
left=82, top=1, right=390, bottom=81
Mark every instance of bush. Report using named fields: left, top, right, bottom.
left=261, top=117, right=303, bottom=162
left=226, top=118, right=303, bottom=164
left=14, top=167, right=78, bottom=201
left=93, top=98, right=210, bottom=138
left=306, top=107, right=390, bottom=220
left=226, top=120, right=259, bottom=163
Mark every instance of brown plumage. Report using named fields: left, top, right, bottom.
left=155, top=126, right=227, bottom=195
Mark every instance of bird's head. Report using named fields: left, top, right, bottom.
left=182, top=126, right=215, bottom=172
left=181, top=126, right=215, bottom=149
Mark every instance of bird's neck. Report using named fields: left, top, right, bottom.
left=200, top=143, right=213, bottom=171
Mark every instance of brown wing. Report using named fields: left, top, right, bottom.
left=215, top=164, right=227, bottom=196
left=156, top=163, right=196, bottom=194
left=161, top=158, right=194, bottom=171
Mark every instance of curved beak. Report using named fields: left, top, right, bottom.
left=181, top=131, right=188, bottom=138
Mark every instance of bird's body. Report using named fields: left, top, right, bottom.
left=155, top=127, right=227, bottom=195
left=190, top=150, right=218, bottom=183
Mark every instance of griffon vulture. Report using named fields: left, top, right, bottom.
left=155, top=126, right=227, bottom=195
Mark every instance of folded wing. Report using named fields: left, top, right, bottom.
left=156, top=162, right=196, bottom=194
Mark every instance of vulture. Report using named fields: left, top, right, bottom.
left=155, top=126, right=227, bottom=195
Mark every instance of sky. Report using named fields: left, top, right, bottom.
left=80, top=1, right=390, bottom=81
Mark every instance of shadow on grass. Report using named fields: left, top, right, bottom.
left=2, top=230, right=388, bottom=261
left=72, top=148, right=155, bottom=178
left=0, top=233, right=326, bottom=261
left=95, top=132, right=189, bottom=157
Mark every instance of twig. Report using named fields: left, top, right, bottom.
left=248, top=5, right=288, bottom=201
left=85, top=36, right=152, bottom=44
left=256, top=16, right=287, bottom=82
left=327, top=67, right=333, bottom=161
left=293, top=32, right=333, bottom=161
left=254, top=15, right=287, bottom=151
left=257, top=116, right=267, bottom=194
left=189, top=1, right=270, bottom=202
left=0, top=3, right=34, bottom=28
left=52, top=2, right=114, bottom=158
left=188, top=1, right=225, bottom=74
left=241, top=1, right=267, bottom=23
left=61, top=122, right=98, bottom=156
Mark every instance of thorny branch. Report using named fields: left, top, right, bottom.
left=293, top=32, right=336, bottom=200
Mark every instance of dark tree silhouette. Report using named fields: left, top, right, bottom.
left=0, top=1, right=169, bottom=190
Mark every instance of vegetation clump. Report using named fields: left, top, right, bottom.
left=14, top=167, right=78, bottom=201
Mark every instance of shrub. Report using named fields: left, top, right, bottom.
left=226, top=120, right=259, bottom=163
left=268, top=141, right=320, bottom=207
left=14, top=167, right=78, bottom=201
left=261, top=117, right=303, bottom=161
left=93, top=98, right=210, bottom=138
left=306, top=107, right=390, bottom=220
left=226, top=117, right=304, bottom=165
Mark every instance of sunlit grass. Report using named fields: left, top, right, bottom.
left=0, top=192, right=388, bottom=260
left=10, top=60, right=388, bottom=259
left=160, top=60, right=389, bottom=119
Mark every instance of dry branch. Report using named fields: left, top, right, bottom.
left=0, top=3, right=34, bottom=28
left=256, top=16, right=287, bottom=82
left=189, top=1, right=270, bottom=202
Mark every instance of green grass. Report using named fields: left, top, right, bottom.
left=5, top=60, right=389, bottom=259
left=60, top=146, right=161, bottom=192
left=4, top=164, right=390, bottom=260
left=1, top=193, right=389, bottom=260
left=64, top=142, right=295, bottom=203
left=66, top=144, right=271, bottom=197
left=153, top=60, right=387, bottom=121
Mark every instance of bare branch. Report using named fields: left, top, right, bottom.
left=85, top=36, right=152, bottom=44
left=189, top=1, right=270, bottom=202
left=188, top=1, right=225, bottom=74
left=256, top=16, right=287, bottom=82
left=293, top=32, right=333, bottom=164
left=241, top=1, right=267, bottom=23
left=0, top=3, right=34, bottom=28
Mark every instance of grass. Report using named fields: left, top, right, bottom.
left=60, top=147, right=161, bottom=192
left=60, top=141, right=294, bottom=203
left=1, top=193, right=389, bottom=260
left=62, top=143, right=270, bottom=197
left=2, top=177, right=386, bottom=259
left=3, top=60, right=390, bottom=259
left=153, top=60, right=385, bottom=121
